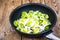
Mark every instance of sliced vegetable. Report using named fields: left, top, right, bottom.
left=13, top=10, right=51, bottom=34
left=39, top=20, right=43, bottom=24
left=21, top=11, right=28, bottom=18
left=45, top=26, right=49, bottom=30
left=45, top=14, right=49, bottom=19
left=33, top=28, right=39, bottom=34
left=14, top=20, right=18, bottom=26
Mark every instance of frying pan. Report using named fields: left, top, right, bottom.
left=10, top=3, right=57, bottom=39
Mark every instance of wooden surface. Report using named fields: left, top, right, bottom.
left=0, top=0, right=60, bottom=40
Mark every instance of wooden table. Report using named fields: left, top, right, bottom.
left=0, top=0, right=60, bottom=40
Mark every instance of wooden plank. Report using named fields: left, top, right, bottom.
left=32, top=37, right=48, bottom=40
left=22, top=0, right=30, bottom=4
left=22, top=36, right=33, bottom=40
left=32, top=0, right=40, bottom=3
left=0, top=0, right=22, bottom=40
left=0, top=0, right=6, bottom=24
left=52, top=0, right=60, bottom=38
left=0, top=1, right=9, bottom=40
left=56, top=0, right=60, bottom=17
left=51, top=0, right=58, bottom=14
left=40, top=0, right=45, bottom=4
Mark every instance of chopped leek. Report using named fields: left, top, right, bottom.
left=13, top=10, right=51, bottom=34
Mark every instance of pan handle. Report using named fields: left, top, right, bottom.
left=44, top=30, right=60, bottom=40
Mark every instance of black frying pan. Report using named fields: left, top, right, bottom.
left=10, top=3, right=57, bottom=39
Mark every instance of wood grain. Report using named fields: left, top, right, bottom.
left=32, top=0, right=40, bottom=3
left=0, top=0, right=6, bottom=24
left=0, top=0, right=22, bottom=40
left=0, top=0, right=60, bottom=40
left=52, top=0, right=60, bottom=38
